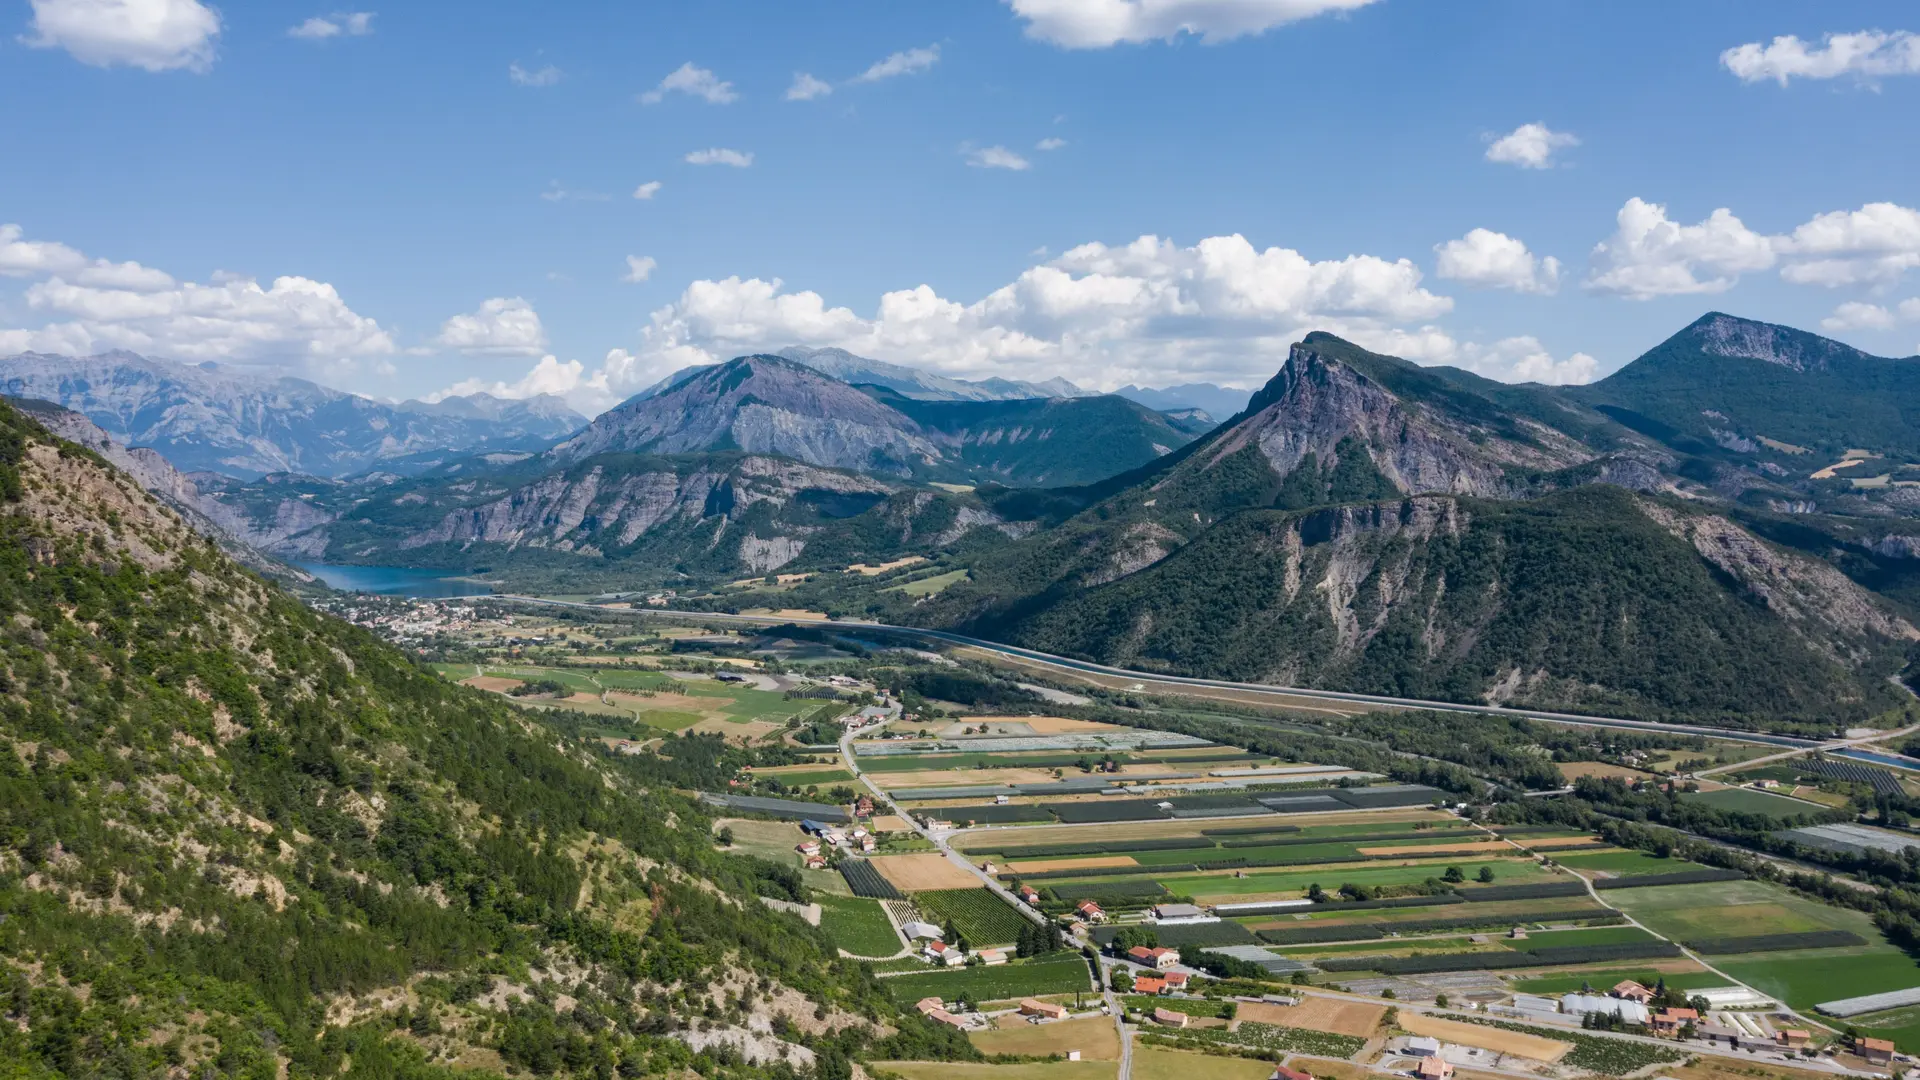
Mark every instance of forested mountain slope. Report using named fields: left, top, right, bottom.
left=913, top=334, right=1919, bottom=732
left=0, top=401, right=960, bottom=1078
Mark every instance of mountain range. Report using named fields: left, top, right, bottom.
left=0, top=350, right=587, bottom=478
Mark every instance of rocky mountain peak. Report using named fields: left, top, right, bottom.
left=1675, top=311, right=1872, bottom=373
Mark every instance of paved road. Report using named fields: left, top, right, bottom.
left=489, top=595, right=1831, bottom=750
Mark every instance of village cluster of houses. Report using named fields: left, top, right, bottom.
left=795, top=817, right=875, bottom=867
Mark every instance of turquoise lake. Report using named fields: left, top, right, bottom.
left=296, top=562, right=493, bottom=598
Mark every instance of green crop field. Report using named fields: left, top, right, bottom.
left=762, top=768, right=857, bottom=787
left=1519, top=926, right=1661, bottom=948
left=1715, top=946, right=1920, bottom=1015
left=634, top=709, right=704, bottom=731
left=1602, top=879, right=1878, bottom=942
left=881, top=954, right=1093, bottom=1004
left=1681, top=788, right=1830, bottom=818
left=817, top=895, right=903, bottom=958
left=887, top=569, right=970, bottom=597
left=1151, top=858, right=1547, bottom=900
left=1550, top=850, right=1694, bottom=876
left=913, top=889, right=1030, bottom=946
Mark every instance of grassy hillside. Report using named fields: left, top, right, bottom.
left=0, top=402, right=968, bottom=1078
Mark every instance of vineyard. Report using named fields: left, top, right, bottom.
left=881, top=954, right=1093, bottom=1004
left=839, top=859, right=904, bottom=900
left=911, top=889, right=1029, bottom=945
left=816, top=895, right=906, bottom=958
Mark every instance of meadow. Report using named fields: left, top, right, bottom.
left=816, top=895, right=903, bottom=958
left=880, top=954, right=1095, bottom=1004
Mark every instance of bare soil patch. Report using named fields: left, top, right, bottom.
left=1397, top=1014, right=1570, bottom=1062
left=1236, top=997, right=1384, bottom=1037
left=869, top=815, right=910, bottom=833
left=462, top=676, right=524, bottom=692
left=872, top=854, right=981, bottom=892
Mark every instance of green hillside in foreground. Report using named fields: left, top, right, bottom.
left=0, top=401, right=967, bottom=1078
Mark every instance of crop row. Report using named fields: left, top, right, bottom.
left=1257, top=910, right=1623, bottom=945
left=1460, top=881, right=1590, bottom=901
left=975, top=836, right=1218, bottom=858
left=839, top=860, right=903, bottom=900
left=1140, top=1021, right=1367, bottom=1058
left=1318, top=941, right=1681, bottom=974
left=1219, top=830, right=1467, bottom=850
left=1201, top=824, right=1305, bottom=837
left=911, top=889, right=1030, bottom=946
left=1592, top=868, right=1744, bottom=890
left=1682, top=929, right=1865, bottom=954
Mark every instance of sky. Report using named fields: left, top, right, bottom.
left=1, top=0, right=1918, bottom=416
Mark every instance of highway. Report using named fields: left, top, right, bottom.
left=491, top=594, right=1832, bottom=750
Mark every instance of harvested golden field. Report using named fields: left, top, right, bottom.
left=1007, top=855, right=1140, bottom=873
left=1236, top=996, right=1384, bottom=1037
left=847, top=556, right=927, bottom=575
left=869, top=815, right=910, bottom=833
left=1131, top=1048, right=1273, bottom=1080
left=875, top=1062, right=1117, bottom=1080
left=969, top=1015, right=1120, bottom=1059
left=461, top=675, right=524, bottom=692
left=1665, top=1057, right=1840, bottom=1080
left=872, top=853, right=981, bottom=891
left=1398, top=1014, right=1570, bottom=1062
left=1292, top=1060, right=1369, bottom=1080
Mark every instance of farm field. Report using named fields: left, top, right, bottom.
left=1397, top=1014, right=1571, bottom=1061
left=1549, top=850, right=1696, bottom=876
left=1506, top=968, right=1723, bottom=994
left=1602, top=879, right=1880, bottom=942
left=1236, top=997, right=1385, bottom=1036
left=1681, top=788, right=1832, bottom=818
left=969, top=1015, right=1121, bottom=1060
left=1130, top=1048, right=1273, bottom=1080
left=880, top=954, right=1094, bottom=1004
left=816, top=895, right=902, bottom=957
left=949, top=810, right=1457, bottom=851
left=435, top=662, right=816, bottom=732
left=1152, top=858, right=1550, bottom=903
left=1713, top=946, right=1920, bottom=1013
left=873, top=853, right=981, bottom=892
left=877, top=1062, right=1117, bottom=1080
left=912, top=889, right=1030, bottom=946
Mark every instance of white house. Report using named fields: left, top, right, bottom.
left=924, top=940, right=965, bottom=967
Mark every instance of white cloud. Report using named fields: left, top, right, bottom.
left=685, top=148, right=753, bottom=167
left=786, top=72, right=833, bottom=100
left=509, top=62, right=561, bottom=87
left=426, top=354, right=612, bottom=413
left=73, top=259, right=174, bottom=290
left=540, top=181, right=610, bottom=202
left=1433, top=228, right=1561, bottom=294
left=1036, top=137, right=1068, bottom=151
left=639, top=62, right=737, bottom=104
left=967, top=146, right=1031, bottom=171
left=1773, top=202, right=1920, bottom=286
left=1585, top=198, right=1776, bottom=299
left=23, top=0, right=219, bottom=72
left=582, top=232, right=1455, bottom=392
left=1722, top=30, right=1920, bottom=85
left=1007, top=0, right=1381, bottom=48
left=0, top=223, right=87, bottom=277
left=433, top=297, right=547, bottom=357
left=622, top=255, right=657, bottom=284
left=631, top=180, right=662, bottom=200
left=1484, top=123, right=1579, bottom=169
left=853, top=45, right=939, bottom=82
left=1824, top=298, right=1920, bottom=332
left=288, top=11, right=373, bottom=39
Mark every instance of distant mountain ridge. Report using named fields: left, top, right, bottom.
left=0, top=350, right=587, bottom=479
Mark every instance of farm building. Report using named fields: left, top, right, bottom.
left=1650, top=1008, right=1698, bottom=1034
left=1272, top=1067, right=1315, bottom=1080
left=1776, top=1030, right=1812, bottom=1049
left=1612, top=980, right=1654, bottom=1003
left=1127, top=945, right=1181, bottom=970
left=902, top=921, right=943, bottom=941
left=914, top=997, right=944, bottom=1016
left=1075, top=900, right=1105, bottom=922
left=1404, top=1037, right=1441, bottom=1057
left=1020, top=885, right=1041, bottom=905
left=1560, top=994, right=1650, bottom=1025
left=1860, top=1038, right=1896, bottom=1064
left=1020, top=999, right=1068, bottom=1020
left=923, top=940, right=964, bottom=966
left=1134, top=976, right=1167, bottom=995
left=975, top=949, right=1007, bottom=966
left=1152, top=1007, right=1189, bottom=1028
left=1151, top=902, right=1213, bottom=923
left=1414, top=1056, right=1453, bottom=1080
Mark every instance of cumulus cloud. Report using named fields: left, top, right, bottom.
left=1584, top=198, right=1920, bottom=297
left=433, top=297, right=547, bottom=357
left=786, top=72, right=833, bottom=100
left=1007, top=0, right=1381, bottom=48
left=1433, top=229, right=1561, bottom=294
left=639, top=62, right=737, bottom=104
left=1036, top=137, right=1068, bottom=151
left=1484, top=123, right=1578, bottom=169
left=966, top=146, right=1031, bottom=170
left=1823, top=298, right=1920, bottom=332
left=509, top=62, right=561, bottom=87
left=685, top=148, right=753, bottom=167
left=622, top=255, right=657, bottom=284
left=23, top=0, right=219, bottom=72
left=425, top=355, right=614, bottom=413
left=571, top=232, right=1457, bottom=394
left=631, top=181, right=663, bottom=201
left=1722, top=30, right=1920, bottom=85
left=1585, top=198, right=1777, bottom=299
left=288, top=11, right=373, bottom=39
left=853, top=45, right=939, bottom=81
left=1773, top=202, right=1920, bottom=286
left=0, top=224, right=87, bottom=277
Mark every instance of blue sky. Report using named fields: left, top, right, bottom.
left=2, top=0, right=1917, bottom=414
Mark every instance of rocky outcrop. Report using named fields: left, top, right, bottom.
left=1687, top=311, right=1871, bottom=373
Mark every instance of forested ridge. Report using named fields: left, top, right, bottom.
left=0, top=401, right=966, bottom=1079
